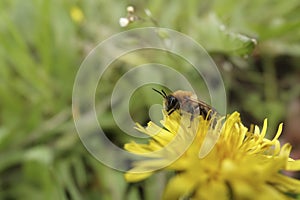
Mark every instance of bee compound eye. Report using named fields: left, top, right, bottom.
left=167, top=96, right=178, bottom=109
left=170, top=96, right=177, bottom=106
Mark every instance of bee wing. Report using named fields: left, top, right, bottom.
left=187, top=97, right=216, bottom=112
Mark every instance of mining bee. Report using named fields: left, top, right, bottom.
left=152, top=88, right=217, bottom=120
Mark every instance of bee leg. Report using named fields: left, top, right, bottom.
left=188, top=120, right=192, bottom=128
left=168, top=108, right=176, bottom=115
left=188, top=111, right=195, bottom=128
left=200, top=108, right=210, bottom=120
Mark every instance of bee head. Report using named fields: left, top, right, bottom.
left=152, top=88, right=180, bottom=114
left=165, top=95, right=180, bottom=113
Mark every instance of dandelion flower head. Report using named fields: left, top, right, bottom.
left=124, top=110, right=300, bottom=199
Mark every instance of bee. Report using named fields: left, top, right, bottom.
left=152, top=88, right=217, bottom=120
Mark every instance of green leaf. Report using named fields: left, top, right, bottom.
left=24, top=146, right=54, bottom=165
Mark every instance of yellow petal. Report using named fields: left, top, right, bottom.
left=124, top=171, right=153, bottom=182
left=286, top=159, right=300, bottom=171
left=162, top=173, right=197, bottom=200
left=269, top=174, right=300, bottom=193
left=195, top=180, right=230, bottom=200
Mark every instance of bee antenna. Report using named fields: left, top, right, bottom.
left=152, top=88, right=167, bottom=97
left=161, top=89, right=167, bottom=97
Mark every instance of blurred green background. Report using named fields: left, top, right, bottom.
left=1, top=0, right=300, bottom=199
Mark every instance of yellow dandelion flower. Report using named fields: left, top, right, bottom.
left=70, top=6, right=84, bottom=24
left=124, top=111, right=300, bottom=199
